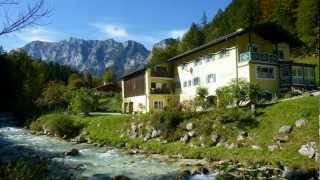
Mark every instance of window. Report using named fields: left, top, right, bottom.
left=304, top=67, right=315, bottom=83
left=292, top=66, right=304, bottom=84
left=207, top=74, right=216, bottom=83
left=256, top=66, right=275, bottom=79
left=154, top=101, right=163, bottom=109
left=183, top=81, right=187, bottom=87
left=155, top=66, right=167, bottom=72
left=151, top=82, right=156, bottom=89
left=248, top=44, right=258, bottom=52
left=193, top=59, right=202, bottom=66
left=188, top=80, right=192, bottom=87
left=193, top=77, right=200, bottom=86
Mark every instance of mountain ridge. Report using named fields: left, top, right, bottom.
left=21, top=38, right=151, bottom=77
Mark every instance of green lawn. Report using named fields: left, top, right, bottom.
left=33, top=96, right=319, bottom=169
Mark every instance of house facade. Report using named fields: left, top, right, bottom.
left=122, top=24, right=316, bottom=113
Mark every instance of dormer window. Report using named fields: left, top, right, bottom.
left=248, top=44, right=258, bottom=52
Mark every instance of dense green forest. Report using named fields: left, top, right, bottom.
left=0, top=50, right=121, bottom=124
left=149, top=0, right=319, bottom=64
left=0, top=51, right=78, bottom=123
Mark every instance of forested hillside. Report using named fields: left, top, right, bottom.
left=0, top=51, right=79, bottom=123
left=149, top=0, right=319, bottom=64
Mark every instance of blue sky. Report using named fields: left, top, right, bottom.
left=1, top=0, right=231, bottom=50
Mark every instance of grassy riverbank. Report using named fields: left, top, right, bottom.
left=30, top=96, right=319, bottom=170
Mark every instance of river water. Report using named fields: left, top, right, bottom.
left=0, top=113, right=216, bottom=180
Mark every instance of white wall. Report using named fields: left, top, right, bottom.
left=177, top=47, right=238, bottom=101
left=123, top=95, right=147, bottom=112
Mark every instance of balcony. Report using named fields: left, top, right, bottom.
left=240, top=51, right=278, bottom=63
left=150, top=88, right=172, bottom=94
left=150, top=66, right=174, bottom=78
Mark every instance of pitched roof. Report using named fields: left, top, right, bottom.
left=122, top=66, right=146, bottom=78
left=168, top=23, right=301, bottom=62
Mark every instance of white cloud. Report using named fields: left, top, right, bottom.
left=168, top=29, right=187, bottom=39
left=92, top=23, right=128, bottom=38
left=16, top=27, right=58, bottom=42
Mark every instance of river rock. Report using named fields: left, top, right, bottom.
left=72, top=135, right=86, bottom=143
left=298, top=142, right=318, bottom=159
left=113, top=175, right=131, bottom=180
left=186, top=123, right=193, bottom=131
left=192, top=167, right=210, bottom=175
left=278, top=125, right=292, bottom=134
left=65, top=148, right=80, bottom=156
left=175, top=170, right=191, bottom=180
left=295, top=119, right=306, bottom=128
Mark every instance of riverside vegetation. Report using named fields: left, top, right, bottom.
left=30, top=95, right=319, bottom=179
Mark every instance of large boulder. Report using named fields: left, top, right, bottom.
left=72, top=135, right=86, bottom=143
left=65, top=148, right=80, bottom=156
left=278, top=125, right=293, bottom=134
left=298, top=142, right=318, bottom=159
left=295, top=119, right=306, bottom=128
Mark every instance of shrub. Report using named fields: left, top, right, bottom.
left=69, top=89, right=95, bottom=115
left=30, top=114, right=82, bottom=138
left=36, top=81, right=71, bottom=111
left=151, top=110, right=183, bottom=140
left=194, top=87, right=209, bottom=110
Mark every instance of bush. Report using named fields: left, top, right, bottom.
left=69, top=89, right=95, bottom=115
left=151, top=110, right=183, bottom=140
left=36, top=81, right=71, bottom=111
left=216, top=108, right=256, bottom=128
left=96, top=92, right=122, bottom=112
left=30, top=114, right=82, bottom=138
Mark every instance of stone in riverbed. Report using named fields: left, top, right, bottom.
left=192, top=167, right=210, bottom=175
left=113, top=175, right=131, bottom=180
left=175, top=170, right=191, bottom=180
left=278, top=125, right=292, bottom=134
left=65, top=148, right=80, bottom=156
